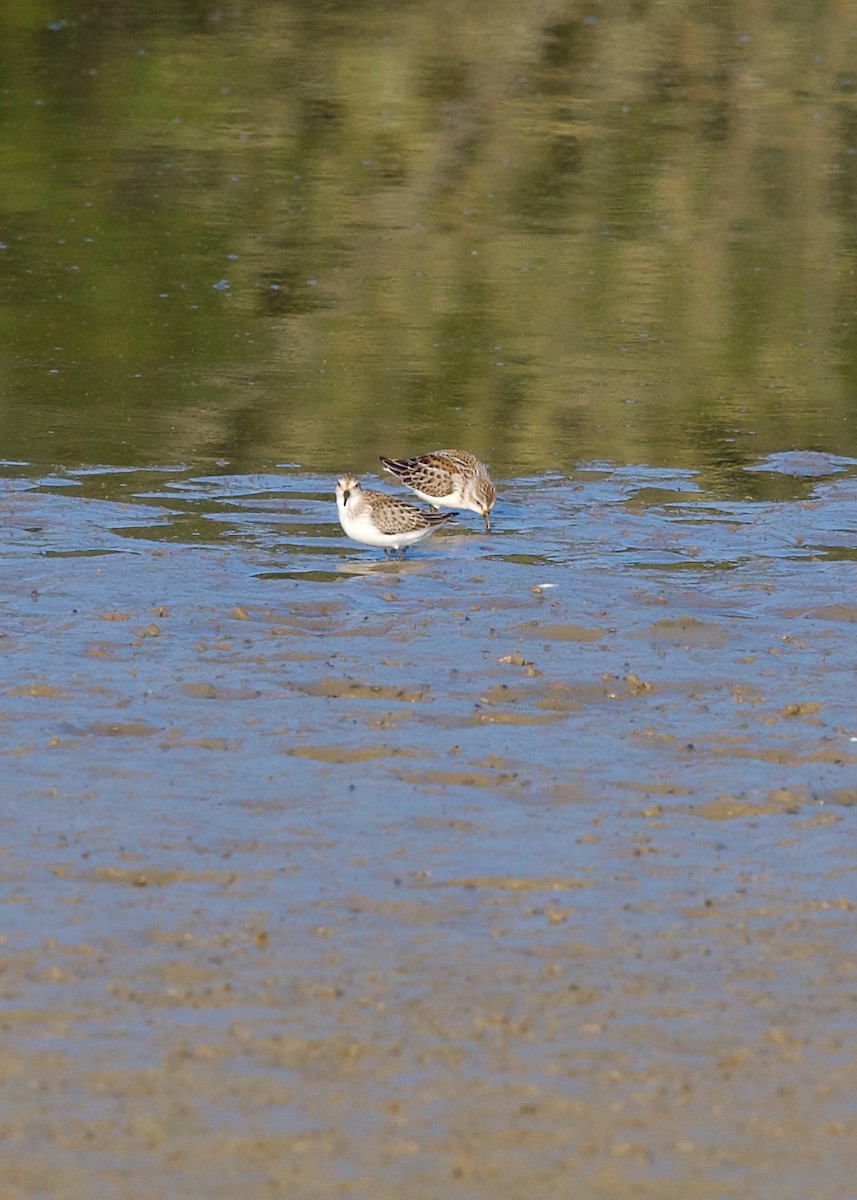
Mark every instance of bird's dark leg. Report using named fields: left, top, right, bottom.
left=383, top=548, right=391, bottom=560
left=396, top=547, right=405, bottom=561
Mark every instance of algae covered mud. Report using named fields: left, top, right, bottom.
left=1, top=454, right=855, bottom=1199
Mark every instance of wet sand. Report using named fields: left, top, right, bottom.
left=1, top=460, right=855, bottom=1198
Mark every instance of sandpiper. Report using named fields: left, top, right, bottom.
left=380, top=449, right=496, bottom=531
left=335, top=475, right=455, bottom=560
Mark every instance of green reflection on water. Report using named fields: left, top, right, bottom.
left=0, top=0, right=854, bottom=481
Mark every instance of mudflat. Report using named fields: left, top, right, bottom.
left=1, top=463, right=854, bottom=1198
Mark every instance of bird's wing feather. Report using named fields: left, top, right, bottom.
left=362, top=489, right=431, bottom=534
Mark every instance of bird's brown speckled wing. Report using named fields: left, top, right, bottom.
left=361, top=489, right=453, bottom=534
left=380, top=452, right=466, bottom=499
left=435, top=450, right=482, bottom=473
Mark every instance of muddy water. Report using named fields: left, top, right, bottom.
left=2, top=455, right=855, bottom=1198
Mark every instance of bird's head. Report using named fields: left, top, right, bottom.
left=336, top=475, right=360, bottom=505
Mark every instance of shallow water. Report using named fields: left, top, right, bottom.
left=2, top=454, right=856, bottom=1196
